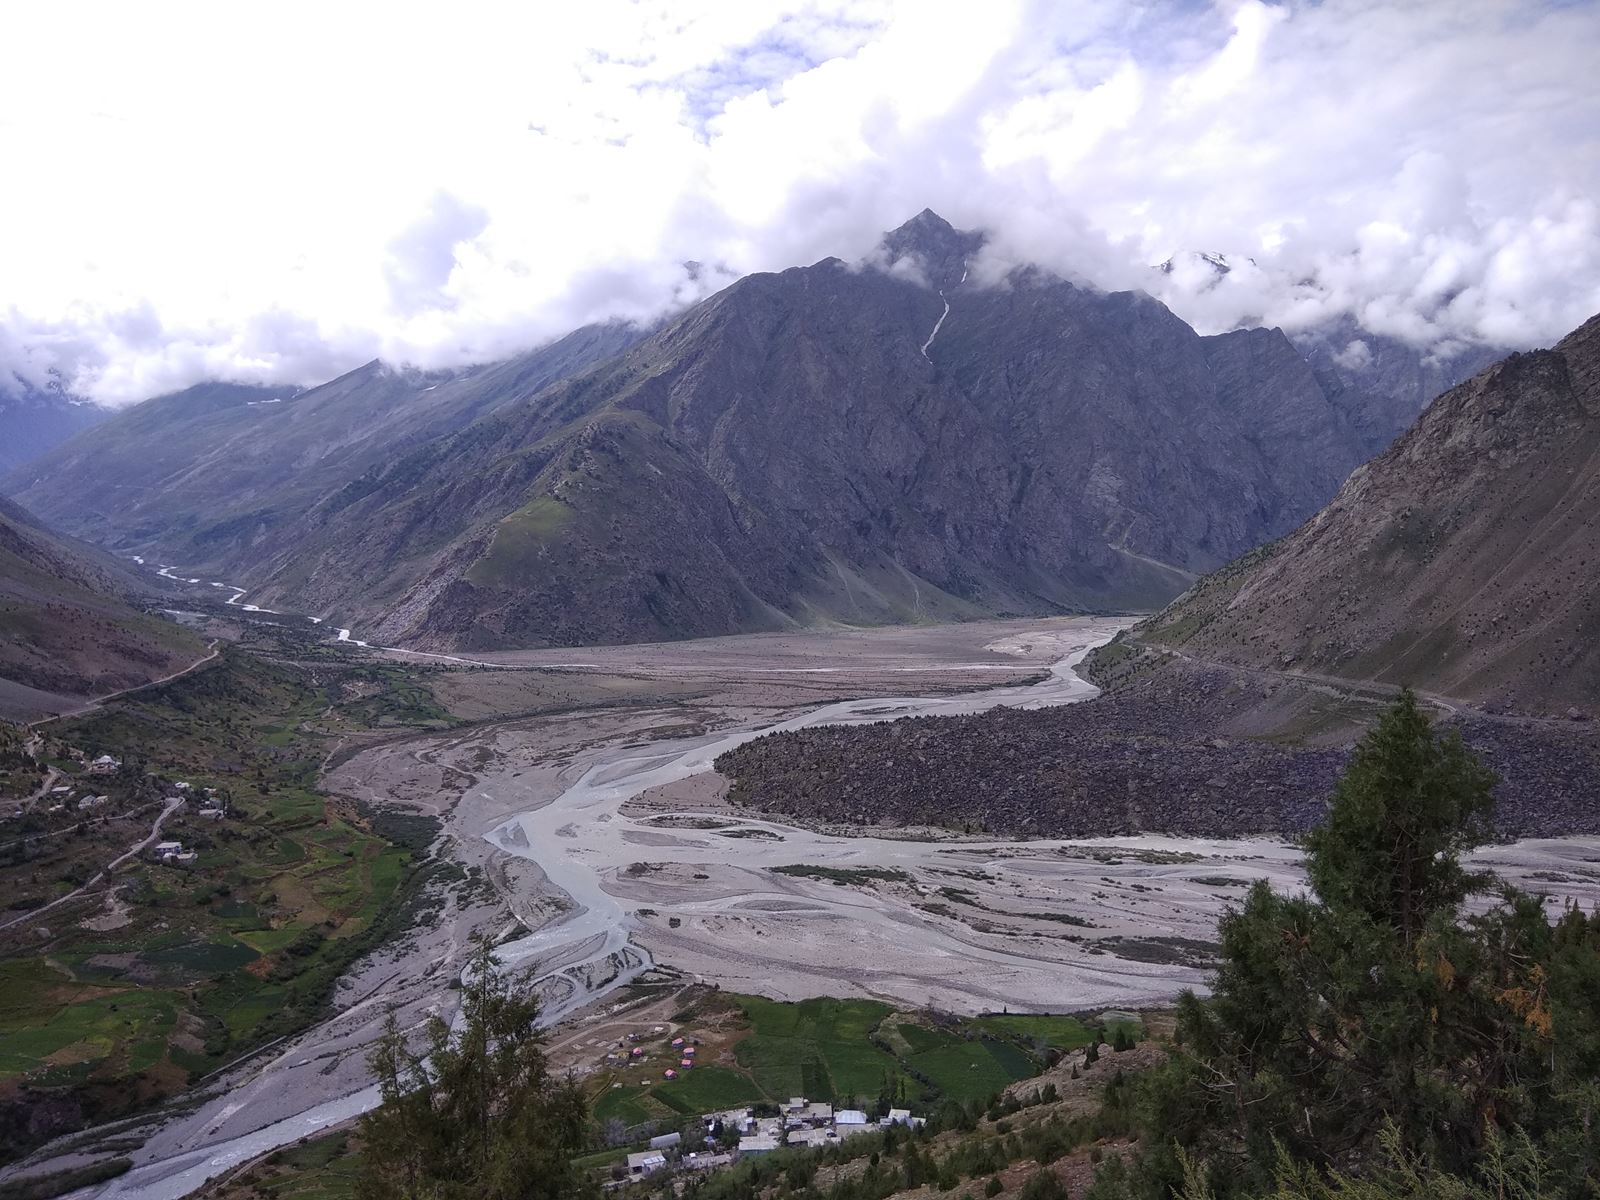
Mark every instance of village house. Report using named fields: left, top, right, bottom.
left=674, top=1096, right=929, bottom=1176
left=625, top=1151, right=667, bottom=1176
left=835, top=1109, right=874, bottom=1137
left=87, top=755, right=120, bottom=774
left=153, top=840, right=186, bottom=863
left=787, top=1127, right=840, bottom=1148
left=784, top=1098, right=833, bottom=1127
left=706, top=1108, right=755, bottom=1135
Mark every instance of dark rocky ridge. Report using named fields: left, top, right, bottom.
left=715, top=658, right=1600, bottom=839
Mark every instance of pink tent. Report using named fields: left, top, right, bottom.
left=664, top=1069, right=677, bottom=1079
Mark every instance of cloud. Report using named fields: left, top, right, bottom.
left=1, top=0, right=1597, bottom=405
left=383, top=192, right=491, bottom=315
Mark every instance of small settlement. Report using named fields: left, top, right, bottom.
left=146, top=785, right=228, bottom=865
left=619, top=1096, right=925, bottom=1182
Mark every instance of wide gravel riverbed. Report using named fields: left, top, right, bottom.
left=55, top=616, right=1600, bottom=1200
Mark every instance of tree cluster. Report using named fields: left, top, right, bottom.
left=1094, top=692, right=1600, bottom=1200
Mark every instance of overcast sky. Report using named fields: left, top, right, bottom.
left=3, top=0, right=1598, bottom=405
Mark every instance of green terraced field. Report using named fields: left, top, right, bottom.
left=593, top=1085, right=660, bottom=1127
left=971, top=1013, right=1095, bottom=1050
left=905, top=1038, right=1035, bottom=1103
left=586, top=991, right=1067, bottom=1136
left=734, top=996, right=901, bottom=1104
left=0, top=980, right=180, bottom=1082
left=0, top=648, right=450, bottom=1160
left=653, top=1066, right=763, bottom=1114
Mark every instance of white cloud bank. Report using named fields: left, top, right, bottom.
left=1, top=0, right=1597, bottom=404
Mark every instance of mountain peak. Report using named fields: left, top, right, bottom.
left=880, top=209, right=984, bottom=291
left=897, top=207, right=955, bottom=235
left=1157, top=250, right=1250, bottom=280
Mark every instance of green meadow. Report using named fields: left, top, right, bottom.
left=586, top=992, right=1099, bottom=1132
left=0, top=648, right=456, bottom=1161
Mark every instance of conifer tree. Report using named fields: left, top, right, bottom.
left=1091, top=692, right=1600, bottom=1200
left=1302, top=689, right=1496, bottom=947
left=359, top=935, right=588, bottom=1200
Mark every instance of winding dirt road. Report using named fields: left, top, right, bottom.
left=0, top=797, right=184, bottom=932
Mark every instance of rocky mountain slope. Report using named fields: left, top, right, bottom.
left=715, top=319, right=1600, bottom=838
left=0, top=377, right=110, bottom=474
left=5, top=212, right=1484, bottom=651
left=1291, top=317, right=1501, bottom=452
left=1158, top=252, right=1499, bottom=448
left=1137, top=312, right=1600, bottom=712
left=0, top=498, right=207, bottom=720
left=35, top=213, right=1446, bottom=650
left=5, top=322, right=642, bottom=564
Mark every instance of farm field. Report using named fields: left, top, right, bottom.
left=0, top=647, right=458, bottom=1162
left=585, top=990, right=1102, bottom=1134
left=202, top=991, right=1140, bottom=1200
left=201, top=1129, right=366, bottom=1200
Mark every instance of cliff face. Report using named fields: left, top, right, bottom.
left=1140, top=313, right=1600, bottom=712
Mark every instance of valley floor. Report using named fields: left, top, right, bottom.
left=11, top=616, right=1600, bottom=1200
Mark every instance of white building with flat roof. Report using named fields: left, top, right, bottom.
left=626, top=1151, right=667, bottom=1176
left=789, top=1127, right=839, bottom=1148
